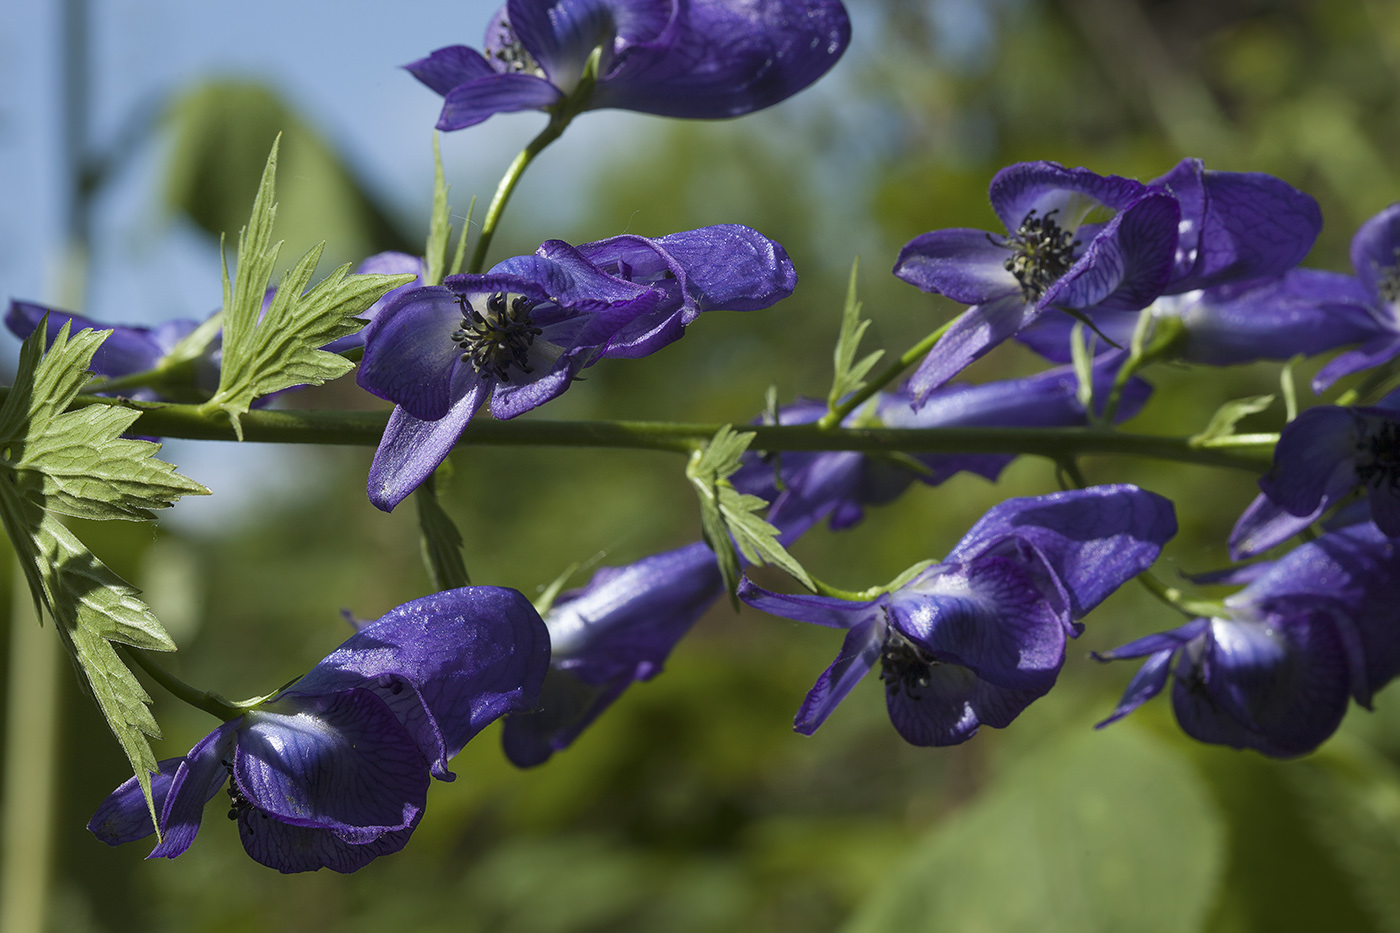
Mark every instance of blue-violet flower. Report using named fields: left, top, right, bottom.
left=739, top=486, right=1177, bottom=745
left=356, top=225, right=795, bottom=511
left=1097, top=523, right=1400, bottom=757
left=408, top=0, right=852, bottom=130
left=88, top=587, right=550, bottom=873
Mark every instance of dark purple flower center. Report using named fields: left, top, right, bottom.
left=996, top=209, right=1079, bottom=302
left=879, top=628, right=937, bottom=699
left=487, top=18, right=543, bottom=76
left=1377, top=253, right=1400, bottom=304
left=1356, top=419, right=1400, bottom=490
left=451, top=291, right=542, bottom=382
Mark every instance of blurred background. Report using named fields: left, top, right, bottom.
left=5, top=0, right=1400, bottom=930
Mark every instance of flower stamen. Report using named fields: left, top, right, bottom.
left=879, top=628, right=937, bottom=699
left=486, top=18, right=544, bottom=76
left=451, top=292, right=543, bottom=382
left=1356, top=419, right=1400, bottom=491
left=995, top=209, right=1080, bottom=302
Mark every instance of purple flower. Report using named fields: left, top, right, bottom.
left=1229, top=390, right=1400, bottom=558
left=1097, top=523, right=1400, bottom=757
left=88, top=587, right=549, bottom=873
left=739, top=486, right=1176, bottom=745
left=1312, top=203, right=1400, bottom=391
left=501, top=541, right=724, bottom=766
left=1149, top=158, right=1321, bottom=295
left=6, top=300, right=215, bottom=402
left=1016, top=269, right=1377, bottom=368
left=357, top=225, right=795, bottom=511
left=734, top=359, right=1152, bottom=538
left=892, top=162, right=1181, bottom=400
left=895, top=160, right=1323, bottom=397
left=408, top=0, right=851, bottom=130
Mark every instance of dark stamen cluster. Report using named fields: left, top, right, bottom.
left=1376, top=250, right=1400, bottom=304
left=997, top=208, right=1079, bottom=302
left=451, top=292, right=542, bottom=382
left=879, top=628, right=936, bottom=699
left=222, top=759, right=253, bottom=824
left=486, top=19, right=543, bottom=75
left=1356, top=419, right=1400, bottom=490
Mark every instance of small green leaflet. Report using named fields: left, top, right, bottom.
left=827, top=258, right=884, bottom=409
left=0, top=321, right=208, bottom=834
left=422, top=136, right=475, bottom=287
left=414, top=468, right=470, bottom=591
left=686, top=425, right=814, bottom=607
left=201, top=138, right=415, bottom=437
left=1190, top=395, right=1276, bottom=446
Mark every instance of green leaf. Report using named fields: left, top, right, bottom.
left=686, top=426, right=813, bottom=606
left=423, top=135, right=452, bottom=288
left=201, top=139, right=415, bottom=436
left=827, top=258, right=884, bottom=410
left=0, top=322, right=205, bottom=833
left=1069, top=321, right=1098, bottom=425
left=0, top=322, right=210, bottom=521
left=843, top=724, right=1225, bottom=933
left=414, top=468, right=470, bottom=591
left=1190, top=395, right=1276, bottom=446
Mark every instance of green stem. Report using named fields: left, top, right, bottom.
left=47, top=392, right=1275, bottom=470
left=1136, top=571, right=1225, bottom=619
left=1335, top=358, right=1400, bottom=407
left=819, top=318, right=955, bottom=429
left=468, top=112, right=573, bottom=274
left=123, top=647, right=244, bottom=722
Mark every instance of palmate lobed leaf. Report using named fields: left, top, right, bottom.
left=828, top=257, right=884, bottom=409
left=687, top=425, right=812, bottom=605
left=203, top=138, right=415, bottom=436
left=0, top=320, right=205, bottom=832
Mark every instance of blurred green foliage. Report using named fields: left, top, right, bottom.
left=11, top=0, right=1400, bottom=930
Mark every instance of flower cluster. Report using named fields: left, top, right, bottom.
left=90, top=588, right=549, bottom=873
left=892, top=159, right=1326, bottom=399
left=409, top=0, right=851, bottom=129
left=356, top=224, right=796, bottom=510
left=1097, top=523, right=1400, bottom=757
left=740, top=487, right=1176, bottom=745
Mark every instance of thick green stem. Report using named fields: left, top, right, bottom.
left=50, top=391, right=1274, bottom=470
left=123, top=647, right=244, bottom=722
left=819, top=318, right=955, bottom=429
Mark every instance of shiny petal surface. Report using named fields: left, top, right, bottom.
left=356, top=286, right=465, bottom=420
left=892, top=229, right=1020, bottom=304
left=905, top=293, right=1037, bottom=402
left=1350, top=202, right=1400, bottom=306
left=989, top=162, right=1152, bottom=231
left=1154, top=159, right=1322, bottom=293
left=885, top=663, right=1044, bottom=747
left=404, top=45, right=495, bottom=95
left=366, top=386, right=487, bottom=512
left=437, top=74, right=564, bottom=129
left=947, top=485, right=1177, bottom=619
left=888, top=558, right=1065, bottom=692
left=88, top=758, right=183, bottom=845
left=234, top=691, right=427, bottom=837
left=238, top=811, right=419, bottom=874
left=594, top=0, right=852, bottom=119
left=1257, top=407, right=1360, bottom=517
left=1042, top=192, right=1179, bottom=312
left=794, top=616, right=885, bottom=735
left=292, top=587, right=551, bottom=774
left=148, top=722, right=239, bottom=859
